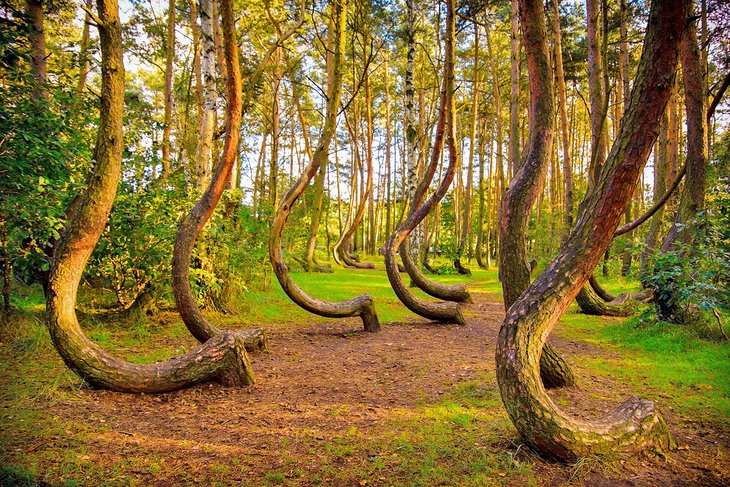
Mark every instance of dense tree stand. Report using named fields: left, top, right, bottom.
left=45, top=0, right=254, bottom=393
left=496, top=0, right=687, bottom=460
left=384, top=0, right=465, bottom=326
left=270, top=0, right=378, bottom=333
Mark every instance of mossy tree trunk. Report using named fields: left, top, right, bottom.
left=45, top=0, right=255, bottom=393
left=496, top=0, right=687, bottom=460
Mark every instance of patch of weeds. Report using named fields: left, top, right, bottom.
left=264, top=471, right=286, bottom=484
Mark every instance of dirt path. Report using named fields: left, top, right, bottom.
left=8, top=291, right=729, bottom=485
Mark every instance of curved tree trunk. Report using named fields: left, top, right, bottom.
left=171, top=4, right=301, bottom=346
left=384, top=0, right=466, bottom=326
left=45, top=0, right=254, bottom=393
left=589, top=275, right=617, bottom=301
left=496, top=0, right=686, bottom=460
left=498, top=0, right=574, bottom=389
left=269, top=0, right=378, bottom=333
left=334, top=105, right=375, bottom=270
left=576, top=282, right=634, bottom=316
left=395, top=1, right=472, bottom=304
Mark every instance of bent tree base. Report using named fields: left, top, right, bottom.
left=575, top=283, right=635, bottom=317
left=496, top=0, right=685, bottom=461
left=45, top=0, right=254, bottom=394
left=269, top=0, right=379, bottom=333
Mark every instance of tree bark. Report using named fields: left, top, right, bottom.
left=552, top=0, right=572, bottom=231
left=496, top=0, right=686, bottom=460
left=499, top=0, right=574, bottom=390
left=77, top=0, right=93, bottom=96
left=384, top=0, right=466, bottom=325
left=269, top=0, right=378, bottom=332
left=45, top=0, right=255, bottom=393
left=586, top=0, right=607, bottom=185
left=508, top=0, right=520, bottom=178
left=656, top=13, right=708, bottom=323
left=454, top=21, right=479, bottom=276
left=194, top=0, right=217, bottom=190
left=172, top=0, right=299, bottom=346
left=26, top=0, right=47, bottom=99
left=161, top=0, right=176, bottom=177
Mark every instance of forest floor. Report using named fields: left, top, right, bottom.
left=1, top=265, right=729, bottom=486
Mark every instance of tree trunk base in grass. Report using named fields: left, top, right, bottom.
left=401, top=241, right=472, bottom=303
left=453, top=258, right=472, bottom=276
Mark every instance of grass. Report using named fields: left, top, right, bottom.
left=1, top=260, right=728, bottom=485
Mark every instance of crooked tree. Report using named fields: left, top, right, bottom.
left=44, top=0, right=255, bottom=393
left=269, top=0, right=380, bottom=333
left=171, top=1, right=302, bottom=346
left=384, top=0, right=467, bottom=325
left=495, top=0, right=688, bottom=460
left=498, top=0, right=575, bottom=389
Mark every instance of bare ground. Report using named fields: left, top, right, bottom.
left=2, top=291, right=729, bottom=486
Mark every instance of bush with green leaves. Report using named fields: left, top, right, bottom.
left=646, top=212, right=729, bottom=337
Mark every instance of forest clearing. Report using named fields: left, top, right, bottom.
left=2, top=267, right=729, bottom=485
left=1, top=0, right=729, bottom=484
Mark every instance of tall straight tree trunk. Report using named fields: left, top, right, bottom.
left=586, top=0, right=607, bottom=185
left=270, top=47, right=282, bottom=207
left=195, top=0, right=217, bottom=190
left=190, top=0, right=203, bottom=122
left=366, top=74, right=376, bottom=255
left=454, top=21, right=479, bottom=275
left=384, top=56, right=393, bottom=241
left=475, top=116, right=488, bottom=269
left=77, top=0, right=92, bottom=96
left=619, top=0, right=634, bottom=275
left=26, top=0, right=47, bottom=99
left=508, top=0, right=520, bottom=179
left=552, top=0, right=572, bottom=231
left=161, top=0, right=176, bottom=177
left=496, top=0, right=687, bottom=460
left=45, top=0, right=255, bottom=393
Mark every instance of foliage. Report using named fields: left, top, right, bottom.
left=87, top=175, right=191, bottom=309
left=0, top=31, right=94, bottom=289
left=645, top=211, right=729, bottom=335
